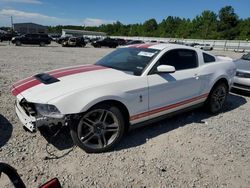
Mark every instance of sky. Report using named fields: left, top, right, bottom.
left=0, top=0, right=249, bottom=27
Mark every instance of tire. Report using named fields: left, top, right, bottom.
left=15, top=41, right=21, bottom=46
left=39, top=41, right=45, bottom=47
left=70, top=104, right=125, bottom=153
left=205, top=82, right=228, bottom=114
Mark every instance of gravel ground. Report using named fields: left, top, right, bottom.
left=0, top=42, right=250, bottom=187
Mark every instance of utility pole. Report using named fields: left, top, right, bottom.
left=11, top=16, right=14, bottom=32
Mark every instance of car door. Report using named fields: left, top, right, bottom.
left=147, top=49, right=203, bottom=119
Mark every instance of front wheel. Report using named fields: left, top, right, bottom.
left=39, top=41, right=45, bottom=47
left=70, top=104, right=125, bottom=153
left=205, top=82, right=228, bottom=114
left=15, top=40, right=21, bottom=46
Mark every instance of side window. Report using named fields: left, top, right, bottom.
left=203, top=53, right=215, bottom=63
left=158, top=49, right=198, bottom=71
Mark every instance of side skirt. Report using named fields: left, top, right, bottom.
left=129, top=103, right=204, bottom=131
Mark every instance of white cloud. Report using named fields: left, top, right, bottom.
left=0, top=0, right=42, bottom=4
left=0, top=9, right=116, bottom=27
left=0, top=9, right=81, bottom=26
left=83, top=18, right=115, bottom=26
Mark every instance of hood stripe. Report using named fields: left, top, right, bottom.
left=13, top=64, right=95, bottom=88
left=50, top=65, right=106, bottom=78
left=11, top=65, right=107, bottom=96
left=128, top=43, right=158, bottom=49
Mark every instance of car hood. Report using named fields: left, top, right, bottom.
left=11, top=64, right=134, bottom=103
left=234, top=59, right=250, bottom=72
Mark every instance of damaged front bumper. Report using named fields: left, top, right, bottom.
left=15, top=99, right=65, bottom=132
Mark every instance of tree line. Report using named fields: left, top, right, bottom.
left=48, top=6, right=250, bottom=40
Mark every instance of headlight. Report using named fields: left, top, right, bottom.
left=236, top=71, right=250, bottom=78
left=35, top=104, right=64, bottom=118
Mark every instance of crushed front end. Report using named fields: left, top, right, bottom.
left=15, top=98, right=65, bottom=132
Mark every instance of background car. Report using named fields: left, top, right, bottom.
left=115, top=38, right=127, bottom=46
left=56, top=36, right=70, bottom=44
left=0, top=32, right=18, bottom=42
left=194, top=43, right=213, bottom=51
left=232, top=52, right=250, bottom=92
left=126, top=40, right=144, bottom=45
left=92, top=37, right=119, bottom=48
left=12, top=34, right=51, bottom=46
left=62, top=37, right=86, bottom=47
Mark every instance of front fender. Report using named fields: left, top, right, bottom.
left=48, top=88, right=131, bottom=115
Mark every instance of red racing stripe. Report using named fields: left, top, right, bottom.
left=13, top=65, right=95, bottom=88
left=51, top=65, right=106, bottom=78
left=11, top=65, right=107, bottom=96
left=13, top=76, right=35, bottom=88
left=130, top=93, right=209, bottom=121
left=47, top=64, right=95, bottom=75
left=11, top=79, right=41, bottom=96
left=128, top=43, right=157, bottom=49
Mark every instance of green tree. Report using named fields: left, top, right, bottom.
left=218, top=6, right=239, bottom=39
left=143, top=18, right=158, bottom=36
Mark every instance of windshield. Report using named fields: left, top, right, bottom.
left=95, top=48, right=159, bottom=75
left=241, top=53, right=250, bottom=61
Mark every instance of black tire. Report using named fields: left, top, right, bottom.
left=70, top=104, right=125, bottom=153
left=39, top=41, right=45, bottom=47
left=205, top=82, right=228, bottom=114
left=15, top=40, right=21, bottom=46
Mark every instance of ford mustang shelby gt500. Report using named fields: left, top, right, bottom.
left=11, top=43, right=236, bottom=153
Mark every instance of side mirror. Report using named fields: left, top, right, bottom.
left=156, top=65, right=175, bottom=73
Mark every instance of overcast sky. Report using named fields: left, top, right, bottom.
left=0, top=0, right=249, bottom=27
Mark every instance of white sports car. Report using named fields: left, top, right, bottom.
left=11, top=43, right=236, bottom=153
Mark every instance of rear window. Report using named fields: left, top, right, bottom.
left=203, top=53, right=215, bottom=63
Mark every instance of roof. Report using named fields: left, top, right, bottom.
left=13, top=22, right=47, bottom=28
left=62, top=29, right=106, bottom=36
left=125, top=43, right=197, bottom=51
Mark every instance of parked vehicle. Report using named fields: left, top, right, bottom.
left=62, top=37, right=86, bottom=47
left=232, top=52, right=250, bottom=92
left=126, top=40, right=144, bottom=45
left=49, top=34, right=61, bottom=41
left=12, top=34, right=51, bottom=46
left=0, top=32, right=18, bottom=42
left=194, top=44, right=213, bottom=51
left=56, top=36, right=70, bottom=44
left=92, top=38, right=119, bottom=48
left=185, top=42, right=200, bottom=47
left=115, top=38, right=127, bottom=45
left=11, top=43, right=236, bottom=153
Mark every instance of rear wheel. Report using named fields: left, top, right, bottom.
left=39, top=41, right=45, bottom=47
left=205, top=82, right=228, bottom=113
left=70, top=104, right=125, bottom=153
left=15, top=40, right=21, bottom=46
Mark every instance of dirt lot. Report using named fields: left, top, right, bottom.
left=0, top=43, right=249, bottom=187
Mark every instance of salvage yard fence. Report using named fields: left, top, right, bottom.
left=112, top=36, right=250, bottom=52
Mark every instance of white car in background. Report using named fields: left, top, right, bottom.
left=11, top=43, right=236, bottom=153
left=232, top=52, right=250, bottom=92
left=194, top=43, right=213, bottom=51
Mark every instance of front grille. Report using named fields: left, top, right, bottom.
left=233, top=83, right=250, bottom=90
left=19, top=99, right=37, bottom=116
